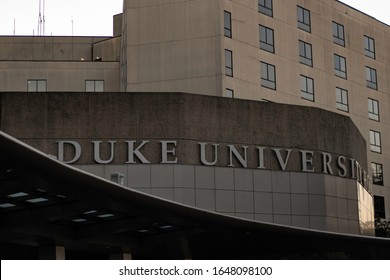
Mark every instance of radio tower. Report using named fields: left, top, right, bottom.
left=37, top=0, right=45, bottom=36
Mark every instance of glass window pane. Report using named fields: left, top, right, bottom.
left=225, top=50, right=233, bottom=77
left=37, top=80, right=47, bottom=92
left=226, top=88, right=234, bottom=98
left=224, top=11, right=231, bottom=38
left=374, top=196, right=386, bottom=218
left=86, top=81, right=95, bottom=92
left=95, top=81, right=104, bottom=92
left=28, top=80, right=37, bottom=92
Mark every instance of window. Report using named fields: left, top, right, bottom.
left=226, top=88, right=234, bottom=98
left=225, top=50, right=233, bottom=77
left=333, top=22, right=345, bottom=46
left=259, top=25, right=274, bottom=53
left=364, top=35, right=375, bottom=59
left=27, top=80, right=47, bottom=92
left=334, top=54, right=347, bottom=79
left=224, top=11, right=232, bottom=38
left=369, top=130, right=381, bottom=153
left=366, top=66, right=378, bottom=90
left=261, top=62, right=276, bottom=90
left=374, top=196, right=386, bottom=219
left=336, top=87, right=348, bottom=112
left=372, top=162, right=384, bottom=186
left=86, top=80, right=104, bottom=92
left=300, top=75, right=314, bottom=101
left=368, top=98, right=380, bottom=121
left=299, top=40, right=312, bottom=66
left=258, top=0, right=273, bottom=17
left=297, top=6, right=311, bottom=33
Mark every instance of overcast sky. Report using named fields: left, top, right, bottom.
left=0, top=0, right=389, bottom=36
left=0, top=0, right=123, bottom=36
left=339, top=0, right=390, bottom=25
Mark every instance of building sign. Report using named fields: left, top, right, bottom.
left=56, top=140, right=369, bottom=188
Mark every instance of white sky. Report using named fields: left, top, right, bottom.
left=0, top=0, right=123, bottom=36
left=339, top=0, right=390, bottom=25
left=0, top=0, right=389, bottom=36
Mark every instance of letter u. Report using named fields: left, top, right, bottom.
left=199, top=143, right=219, bottom=166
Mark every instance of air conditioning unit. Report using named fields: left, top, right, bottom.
left=110, top=172, right=124, bottom=186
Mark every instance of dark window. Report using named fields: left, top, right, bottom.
left=368, top=98, right=380, bottom=121
left=366, top=66, right=378, bottom=90
left=333, top=22, right=345, bottom=46
left=374, top=196, right=386, bottom=219
left=297, top=6, right=311, bottom=33
left=336, top=87, right=348, bottom=112
left=226, top=88, right=234, bottom=98
left=364, top=35, right=375, bottom=59
left=369, top=130, right=381, bottom=153
left=372, top=162, right=384, bottom=186
left=225, top=49, right=233, bottom=77
left=299, top=40, right=312, bottom=66
left=86, top=80, right=104, bottom=92
left=27, top=80, right=47, bottom=92
left=300, top=75, right=314, bottom=101
left=258, top=0, right=273, bottom=17
left=260, top=25, right=275, bottom=53
left=224, top=11, right=232, bottom=38
left=334, top=54, right=347, bottom=79
left=261, top=62, right=276, bottom=90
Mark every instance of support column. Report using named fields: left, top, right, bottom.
left=180, top=238, right=192, bottom=260
left=109, top=252, right=132, bottom=260
left=39, top=245, right=65, bottom=260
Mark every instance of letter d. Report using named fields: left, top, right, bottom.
left=57, top=141, right=81, bottom=164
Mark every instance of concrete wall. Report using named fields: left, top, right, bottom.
left=122, top=0, right=223, bottom=95
left=0, top=36, right=120, bottom=92
left=0, top=61, right=119, bottom=92
left=75, top=163, right=373, bottom=235
left=93, top=37, right=121, bottom=62
left=0, top=92, right=367, bottom=170
left=0, top=36, right=110, bottom=61
left=0, top=91, right=374, bottom=235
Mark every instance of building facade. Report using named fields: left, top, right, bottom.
left=0, top=0, right=389, bottom=235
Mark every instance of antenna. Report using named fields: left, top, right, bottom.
left=38, top=0, right=41, bottom=36
left=37, top=0, right=45, bottom=36
left=43, top=0, right=46, bottom=36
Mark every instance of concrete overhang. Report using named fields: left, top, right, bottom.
left=0, top=130, right=389, bottom=259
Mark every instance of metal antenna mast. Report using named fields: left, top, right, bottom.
left=43, top=0, right=46, bottom=36
left=38, top=0, right=45, bottom=36
left=38, top=0, right=42, bottom=36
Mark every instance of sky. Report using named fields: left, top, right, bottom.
left=0, top=0, right=389, bottom=36
left=339, top=0, right=390, bottom=25
left=0, top=0, right=123, bottom=36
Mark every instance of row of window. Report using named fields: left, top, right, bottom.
left=231, top=3, right=387, bottom=189
left=256, top=1, right=378, bottom=60
left=225, top=51, right=380, bottom=119
left=27, top=80, right=105, bottom=92
left=225, top=2, right=386, bottom=189
left=225, top=1, right=378, bottom=59
left=257, top=27, right=379, bottom=89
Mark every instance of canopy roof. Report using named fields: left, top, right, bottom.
left=0, top=131, right=389, bottom=259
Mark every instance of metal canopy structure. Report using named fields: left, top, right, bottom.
left=0, top=131, right=390, bottom=260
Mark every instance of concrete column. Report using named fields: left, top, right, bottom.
left=109, top=252, right=132, bottom=260
left=180, top=238, right=192, bottom=260
left=39, top=245, right=65, bottom=260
